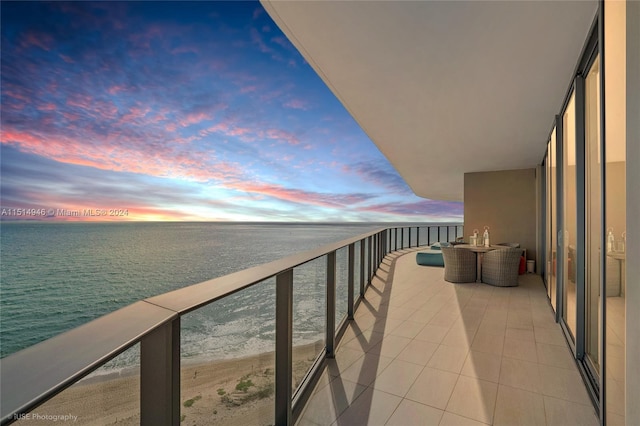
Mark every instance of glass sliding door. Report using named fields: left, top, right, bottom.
left=562, top=92, right=577, bottom=340
left=584, top=54, right=601, bottom=377
left=604, top=0, right=626, bottom=422
left=546, top=129, right=557, bottom=312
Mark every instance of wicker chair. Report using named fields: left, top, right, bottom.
left=481, top=247, right=522, bottom=287
left=441, top=246, right=477, bottom=283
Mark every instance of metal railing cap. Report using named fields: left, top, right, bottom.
left=0, top=301, right=176, bottom=423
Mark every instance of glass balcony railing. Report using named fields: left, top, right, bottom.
left=0, top=224, right=462, bottom=425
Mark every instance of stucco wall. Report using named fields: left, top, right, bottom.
left=463, top=168, right=537, bottom=263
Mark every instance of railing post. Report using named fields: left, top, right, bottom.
left=409, top=228, right=412, bottom=248
left=275, top=269, right=293, bottom=425
left=401, top=227, right=404, bottom=249
left=437, top=227, right=441, bottom=242
left=326, top=251, right=336, bottom=358
left=140, top=318, right=180, bottom=426
left=447, top=226, right=450, bottom=242
left=348, top=243, right=355, bottom=319
left=417, top=227, right=420, bottom=247
left=367, top=236, right=373, bottom=284
left=360, top=239, right=365, bottom=297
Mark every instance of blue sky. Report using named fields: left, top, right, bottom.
left=0, top=1, right=463, bottom=222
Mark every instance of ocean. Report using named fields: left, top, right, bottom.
left=0, top=222, right=389, bottom=366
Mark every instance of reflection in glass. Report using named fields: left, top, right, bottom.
left=354, top=241, right=361, bottom=302
left=180, top=279, right=275, bottom=425
left=604, top=0, right=626, bottom=422
left=585, top=55, right=601, bottom=375
left=563, top=92, right=577, bottom=339
left=335, top=247, right=349, bottom=330
left=293, top=257, right=326, bottom=393
left=23, top=345, right=141, bottom=424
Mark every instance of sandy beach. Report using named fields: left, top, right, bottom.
left=17, top=343, right=322, bottom=425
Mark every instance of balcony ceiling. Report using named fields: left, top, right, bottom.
left=261, top=0, right=598, bottom=201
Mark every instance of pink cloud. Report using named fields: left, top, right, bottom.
left=271, top=36, right=290, bottom=49
left=107, top=85, right=128, bottom=95
left=20, top=31, right=54, bottom=51
left=59, top=54, right=75, bottom=64
left=283, top=99, right=309, bottom=111
left=240, top=85, right=258, bottom=94
left=1, top=127, right=241, bottom=184
left=250, top=28, right=272, bottom=54
left=120, top=106, right=151, bottom=123
left=36, top=103, right=57, bottom=111
left=227, top=181, right=372, bottom=209
left=265, top=128, right=300, bottom=145
left=170, top=45, right=199, bottom=55
left=179, top=112, right=211, bottom=127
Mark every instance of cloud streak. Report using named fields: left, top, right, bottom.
left=1, top=1, right=463, bottom=223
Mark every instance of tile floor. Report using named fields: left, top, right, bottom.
left=296, top=248, right=599, bottom=426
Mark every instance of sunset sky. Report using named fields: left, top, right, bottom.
left=1, top=1, right=463, bottom=222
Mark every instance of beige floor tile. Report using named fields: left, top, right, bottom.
left=333, top=387, right=402, bottom=426
left=415, top=324, right=450, bottom=344
left=299, top=377, right=368, bottom=426
left=506, top=313, right=534, bottom=330
left=477, top=320, right=507, bottom=336
left=385, top=306, right=419, bottom=321
left=483, top=309, right=508, bottom=324
left=445, top=375, right=498, bottom=424
left=505, top=327, right=535, bottom=342
left=338, top=354, right=394, bottom=386
left=311, top=369, right=335, bottom=395
left=389, top=320, right=426, bottom=339
left=396, top=339, right=439, bottom=366
left=371, top=359, right=424, bottom=397
left=344, top=329, right=386, bottom=353
left=405, top=367, right=458, bottom=410
left=406, top=307, right=439, bottom=324
left=498, top=357, right=541, bottom=392
left=471, top=331, right=505, bottom=355
left=385, top=399, right=443, bottom=426
left=539, top=365, right=592, bottom=405
left=532, top=312, right=558, bottom=329
left=543, top=396, right=598, bottom=426
left=368, top=335, right=412, bottom=358
left=337, top=324, right=363, bottom=347
left=535, top=342, right=575, bottom=370
left=439, top=412, right=489, bottom=426
left=367, top=318, right=405, bottom=335
left=493, top=384, right=545, bottom=426
left=533, top=326, right=566, bottom=346
left=328, top=347, right=365, bottom=377
left=441, top=325, right=477, bottom=349
left=460, top=350, right=502, bottom=383
left=502, top=336, right=538, bottom=363
left=427, top=344, right=469, bottom=373
left=428, top=310, right=461, bottom=328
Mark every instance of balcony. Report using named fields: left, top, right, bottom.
left=0, top=225, right=597, bottom=425
left=298, top=249, right=598, bottom=426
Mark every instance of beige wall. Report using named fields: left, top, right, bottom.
left=464, top=169, right=537, bottom=263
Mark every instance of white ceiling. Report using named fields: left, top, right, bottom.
left=262, top=0, right=598, bottom=201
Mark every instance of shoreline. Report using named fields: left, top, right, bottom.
left=20, top=343, right=322, bottom=425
